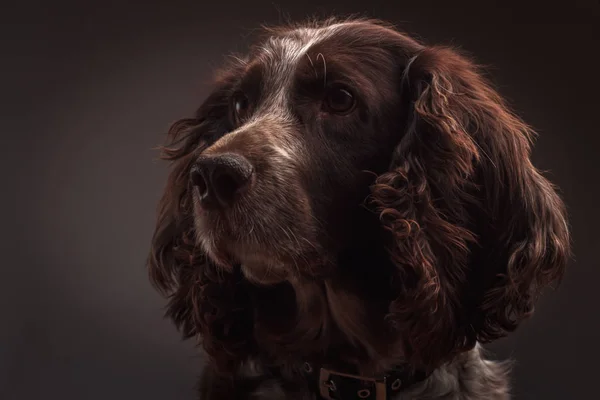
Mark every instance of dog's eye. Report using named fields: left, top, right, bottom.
left=232, top=92, right=250, bottom=124
left=323, top=86, right=355, bottom=114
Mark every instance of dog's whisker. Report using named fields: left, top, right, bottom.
left=316, top=52, right=327, bottom=87
left=306, top=53, right=318, bottom=79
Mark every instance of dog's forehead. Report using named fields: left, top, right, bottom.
left=247, top=21, right=403, bottom=87
left=260, top=23, right=345, bottom=66
left=239, top=23, right=348, bottom=111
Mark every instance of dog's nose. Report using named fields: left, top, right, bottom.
left=190, top=153, right=254, bottom=208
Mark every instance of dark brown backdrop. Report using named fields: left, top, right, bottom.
left=2, top=1, right=598, bottom=399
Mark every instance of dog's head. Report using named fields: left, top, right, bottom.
left=149, top=18, right=570, bottom=372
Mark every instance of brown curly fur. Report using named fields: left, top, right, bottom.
left=148, top=17, right=571, bottom=398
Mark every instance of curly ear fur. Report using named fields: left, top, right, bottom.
left=370, top=46, right=571, bottom=369
left=147, top=71, right=257, bottom=373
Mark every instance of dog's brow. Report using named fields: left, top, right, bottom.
left=242, top=27, right=339, bottom=115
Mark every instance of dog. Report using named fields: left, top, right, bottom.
left=148, top=17, right=571, bottom=399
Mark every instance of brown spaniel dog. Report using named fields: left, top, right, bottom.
left=148, top=18, right=570, bottom=400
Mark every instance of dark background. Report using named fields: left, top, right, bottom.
left=2, top=0, right=598, bottom=399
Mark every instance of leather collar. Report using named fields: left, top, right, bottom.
left=300, top=362, right=430, bottom=400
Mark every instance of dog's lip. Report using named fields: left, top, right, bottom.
left=240, top=262, right=289, bottom=285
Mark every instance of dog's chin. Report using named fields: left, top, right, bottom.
left=194, top=206, right=334, bottom=284
left=200, top=233, right=335, bottom=286
left=240, top=262, right=289, bottom=286
left=197, top=232, right=292, bottom=285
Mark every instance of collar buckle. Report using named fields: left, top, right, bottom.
left=318, top=367, right=387, bottom=400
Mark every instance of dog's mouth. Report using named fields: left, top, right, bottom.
left=196, top=227, right=300, bottom=285
left=192, top=192, right=335, bottom=285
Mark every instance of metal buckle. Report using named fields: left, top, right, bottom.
left=319, top=368, right=387, bottom=400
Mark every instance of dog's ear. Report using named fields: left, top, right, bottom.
left=148, top=69, right=256, bottom=372
left=370, top=46, right=571, bottom=369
